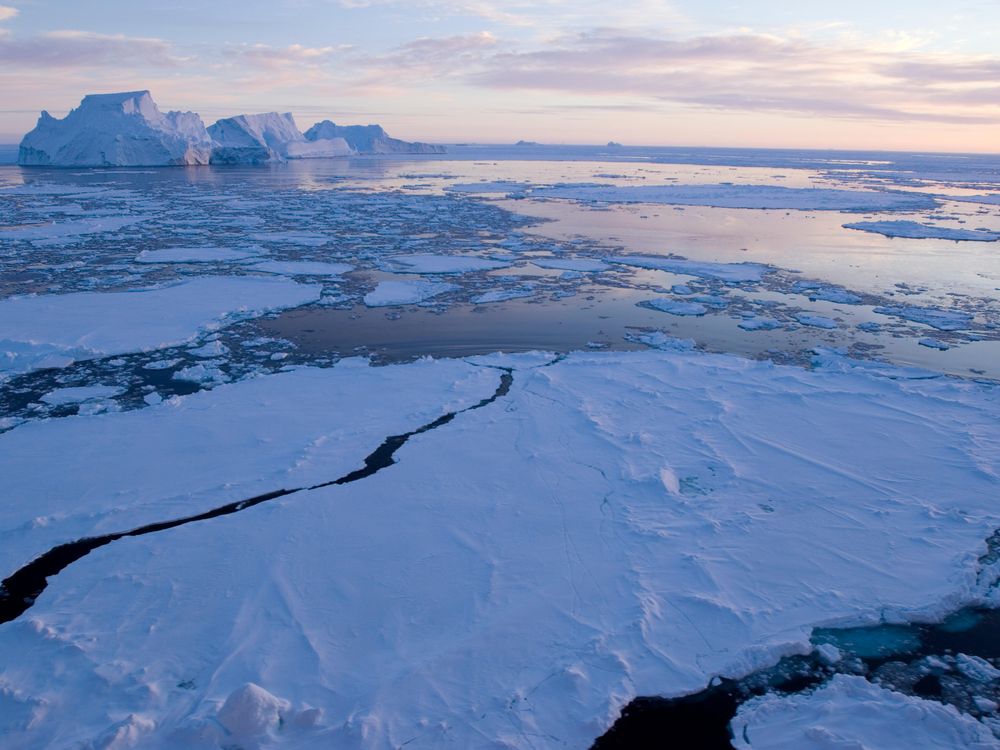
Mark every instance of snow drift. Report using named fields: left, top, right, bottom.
left=17, top=91, right=213, bottom=167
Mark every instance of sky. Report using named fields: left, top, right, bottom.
left=1, top=0, right=999, bottom=151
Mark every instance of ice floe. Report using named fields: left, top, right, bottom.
left=381, top=253, right=510, bottom=274
left=250, top=260, right=353, bottom=276
left=874, top=305, right=974, bottom=331
left=363, top=279, right=458, bottom=307
left=135, top=246, right=261, bottom=264
left=845, top=220, right=1000, bottom=242
left=1, top=349, right=997, bottom=748
left=610, top=255, right=771, bottom=283
left=0, top=277, right=320, bottom=377
left=732, top=675, right=999, bottom=749
left=643, top=298, right=709, bottom=316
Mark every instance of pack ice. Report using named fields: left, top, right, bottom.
left=1, top=349, right=998, bottom=749
left=17, top=91, right=214, bottom=167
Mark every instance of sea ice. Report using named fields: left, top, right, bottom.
left=844, top=220, right=1000, bottom=242
left=610, top=255, right=770, bottom=283
left=1, top=349, right=997, bottom=748
left=251, top=260, right=353, bottom=276
left=381, top=254, right=510, bottom=274
left=39, top=385, right=124, bottom=406
left=0, top=277, right=321, bottom=377
left=732, top=675, right=998, bottom=749
left=874, top=305, right=974, bottom=331
left=135, top=246, right=260, bottom=264
left=471, top=287, right=535, bottom=304
left=363, top=279, right=458, bottom=307
left=643, top=298, right=709, bottom=316
left=795, top=314, right=839, bottom=329
left=531, top=257, right=610, bottom=272
left=739, top=317, right=783, bottom=331
left=534, top=184, right=938, bottom=211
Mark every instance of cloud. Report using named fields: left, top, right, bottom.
left=223, top=43, right=348, bottom=69
left=0, top=5, right=17, bottom=22
left=0, top=30, right=178, bottom=67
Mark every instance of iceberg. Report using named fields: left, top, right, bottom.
left=18, top=91, right=213, bottom=167
left=207, top=112, right=351, bottom=164
left=304, top=121, right=445, bottom=154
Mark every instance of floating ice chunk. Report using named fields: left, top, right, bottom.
left=531, top=257, right=609, bottom=273
left=251, top=260, right=353, bottom=276
left=383, top=254, right=510, bottom=274
left=955, top=654, right=1000, bottom=683
left=2, top=215, right=148, bottom=243
left=732, top=675, right=998, bottom=749
left=135, top=246, right=260, bottom=263
left=795, top=314, right=839, bottom=329
left=250, top=231, right=329, bottom=246
left=643, top=298, right=709, bottom=316
left=172, top=363, right=226, bottom=384
left=471, top=287, right=535, bottom=304
left=919, top=337, right=951, bottom=351
left=857, top=321, right=882, bottom=332
left=844, top=220, right=1000, bottom=242
left=874, top=305, right=973, bottom=331
left=792, top=281, right=862, bottom=304
left=810, top=348, right=941, bottom=380
left=534, top=184, right=938, bottom=211
left=0, top=277, right=321, bottom=376
left=40, top=385, right=124, bottom=406
left=739, top=317, right=783, bottom=331
left=363, top=279, right=458, bottom=307
left=610, top=255, right=770, bottom=283
left=18, top=91, right=213, bottom=167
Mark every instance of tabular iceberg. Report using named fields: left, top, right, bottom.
left=207, top=112, right=351, bottom=164
left=304, top=121, right=446, bottom=154
left=18, top=91, right=214, bottom=167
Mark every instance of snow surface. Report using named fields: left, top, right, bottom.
left=0, top=358, right=498, bottom=573
left=533, top=184, right=939, bottom=211
left=610, top=255, right=770, bottom=282
left=18, top=91, right=213, bottom=167
left=732, top=675, right=999, bottom=749
left=844, top=220, right=1000, bottom=242
left=1, top=349, right=998, bottom=748
left=0, top=277, right=320, bottom=377
left=363, top=279, right=458, bottom=306
left=135, top=246, right=261, bottom=264
left=381, top=253, right=510, bottom=274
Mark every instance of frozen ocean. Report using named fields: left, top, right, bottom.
left=2, top=143, right=1000, bottom=749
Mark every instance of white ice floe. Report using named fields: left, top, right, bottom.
left=795, top=314, right=839, bottom=329
left=471, top=287, right=535, bottom=304
left=731, top=675, right=999, bottom=749
left=844, top=220, right=1000, bottom=242
left=0, top=277, right=320, bottom=377
left=531, top=257, right=610, bottom=272
left=644, top=298, right=709, bottom=316
left=792, top=281, right=862, bottom=304
left=18, top=91, right=213, bottom=167
left=920, top=337, right=952, bottom=351
left=1, top=215, right=148, bottom=244
left=738, top=317, right=783, bottom=331
left=135, top=246, right=261, bottom=264
left=251, top=260, right=353, bottom=276
left=1, top=349, right=998, bottom=749
left=874, top=305, right=974, bottom=331
left=533, top=184, right=938, bottom=211
left=382, top=254, right=510, bottom=274
left=363, top=279, right=458, bottom=306
left=610, top=255, right=770, bottom=283
left=39, top=385, right=124, bottom=406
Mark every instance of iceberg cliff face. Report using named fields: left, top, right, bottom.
left=304, top=121, right=445, bottom=154
left=18, top=91, right=213, bottom=167
left=207, top=112, right=351, bottom=163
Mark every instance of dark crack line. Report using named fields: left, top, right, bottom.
left=0, top=369, right=513, bottom=625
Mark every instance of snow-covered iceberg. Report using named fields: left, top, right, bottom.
left=207, top=112, right=351, bottom=164
left=18, top=91, right=213, bottom=167
left=304, top=121, right=445, bottom=154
